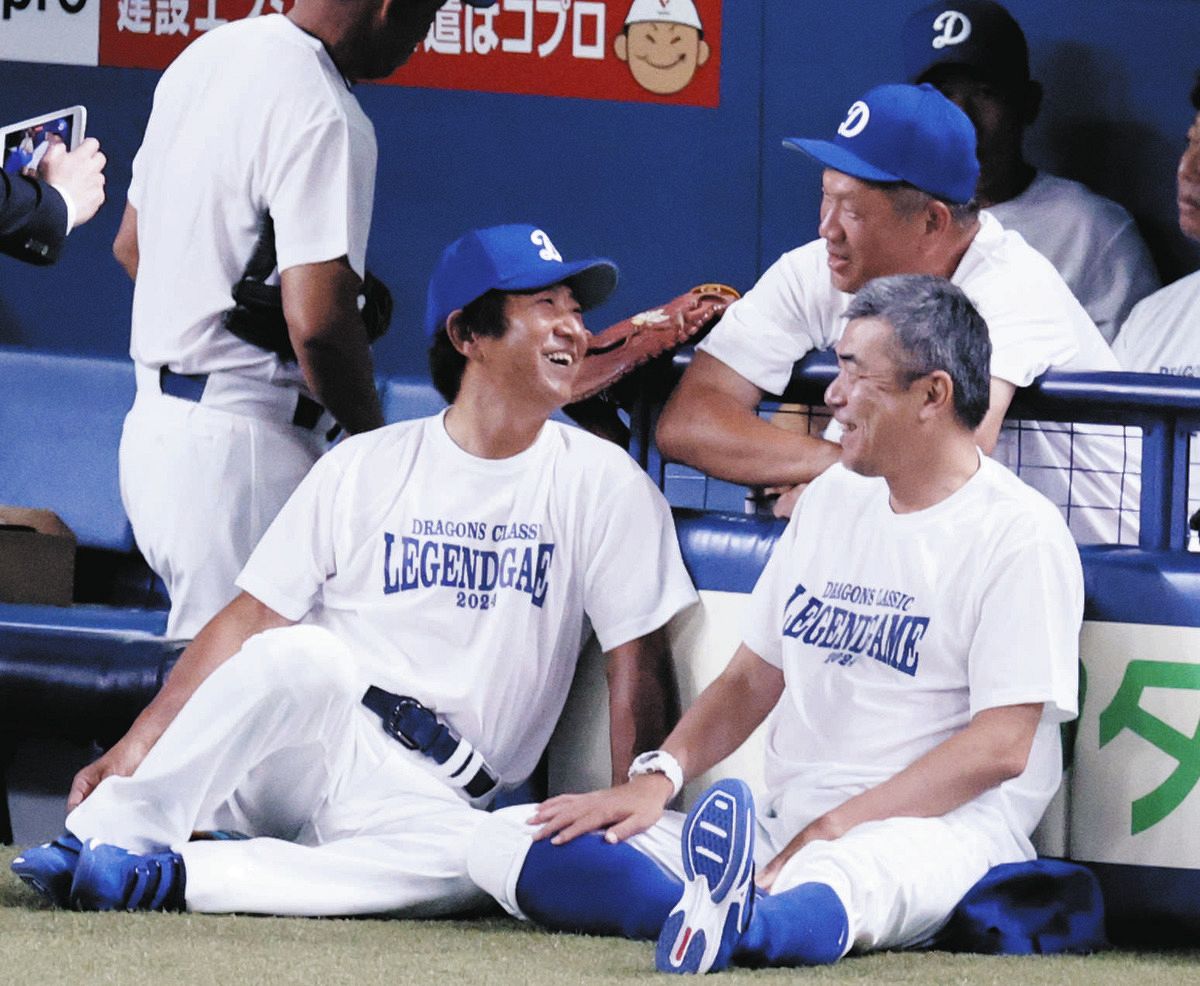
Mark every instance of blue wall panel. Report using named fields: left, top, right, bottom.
left=0, top=5, right=763, bottom=378
left=4, top=2, right=1200, bottom=374
left=759, top=0, right=1200, bottom=281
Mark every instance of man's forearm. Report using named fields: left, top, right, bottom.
left=813, top=703, right=1043, bottom=841
left=662, top=398, right=841, bottom=487
left=129, top=593, right=292, bottom=754
left=281, top=258, right=385, bottom=435
left=758, top=703, right=1045, bottom=888
left=656, top=352, right=841, bottom=487
left=296, top=325, right=384, bottom=435
left=605, top=630, right=680, bottom=783
left=663, top=643, right=784, bottom=786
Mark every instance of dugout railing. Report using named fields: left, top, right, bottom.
left=634, top=350, right=1200, bottom=553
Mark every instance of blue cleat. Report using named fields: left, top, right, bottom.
left=10, top=832, right=83, bottom=907
left=656, top=779, right=756, bottom=975
left=70, top=841, right=186, bottom=912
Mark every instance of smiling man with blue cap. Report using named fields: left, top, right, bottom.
left=656, top=81, right=1134, bottom=547
left=13, top=223, right=696, bottom=920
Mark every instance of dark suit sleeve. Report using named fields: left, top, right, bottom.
left=0, top=168, right=68, bottom=265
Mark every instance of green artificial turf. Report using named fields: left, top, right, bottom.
left=3, top=847, right=1200, bottom=986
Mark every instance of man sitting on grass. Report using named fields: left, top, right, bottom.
left=468, top=274, right=1083, bottom=972
left=12, top=223, right=695, bottom=917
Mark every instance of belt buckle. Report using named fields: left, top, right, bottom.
left=385, top=696, right=424, bottom=750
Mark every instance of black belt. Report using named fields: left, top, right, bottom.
left=362, top=686, right=498, bottom=801
left=159, top=367, right=327, bottom=430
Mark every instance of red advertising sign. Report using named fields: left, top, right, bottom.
left=98, top=0, right=722, bottom=107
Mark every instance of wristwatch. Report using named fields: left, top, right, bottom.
left=627, top=750, right=683, bottom=799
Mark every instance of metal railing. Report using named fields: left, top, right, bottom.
left=632, top=351, right=1200, bottom=553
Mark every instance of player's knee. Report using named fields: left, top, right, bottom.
left=466, top=806, right=540, bottom=919
left=235, top=624, right=357, bottom=702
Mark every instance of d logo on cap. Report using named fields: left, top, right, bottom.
left=837, top=100, right=870, bottom=139
left=530, top=229, right=563, bottom=263
left=932, top=9, right=971, bottom=48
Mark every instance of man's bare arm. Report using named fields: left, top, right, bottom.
left=975, top=377, right=1017, bottom=455
left=605, top=627, right=680, bottom=784
left=531, top=643, right=784, bottom=845
left=758, top=702, right=1043, bottom=890
left=112, top=202, right=138, bottom=281
left=280, top=258, right=385, bottom=435
left=66, top=592, right=293, bottom=810
left=656, top=351, right=841, bottom=487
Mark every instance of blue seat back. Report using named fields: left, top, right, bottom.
left=0, top=347, right=135, bottom=552
left=380, top=376, right=446, bottom=424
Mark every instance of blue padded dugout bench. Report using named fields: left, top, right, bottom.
left=0, top=346, right=178, bottom=842
left=0, top=346, right=168, bottom=611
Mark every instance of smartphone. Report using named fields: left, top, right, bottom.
left=1, top=105, right=86, bottom=177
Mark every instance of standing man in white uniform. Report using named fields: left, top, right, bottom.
left=113, top=0, right=496, bottom=640
left=656, top=82, right=1135, bottom=544
left=902, top=0, right=1159, bottom=345
left=469, top=274, right=1082, bottom=973
left=12, top=224, right=696, bottom=916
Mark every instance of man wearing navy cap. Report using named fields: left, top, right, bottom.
left=13, top=224, right=696, bottom=918
left=657, top=81, right=1134, bottom=546
left=902, top=0, right=1158, bottom=343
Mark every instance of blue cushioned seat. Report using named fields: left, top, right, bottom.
left=0, top=346, right=137, bottom=553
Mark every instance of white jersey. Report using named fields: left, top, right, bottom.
left=236, top=412, right=698, bottom=784
left=127, top=14, right=377, bottom=387
left=698, top=212, right=1135, bottom=545
left=986, top=171, right=1160, bottom=345
left=1113, top=270, right=1200, bottom=376
left=741, top=455, right=1082, bottom=860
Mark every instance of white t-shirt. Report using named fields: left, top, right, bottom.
left=1113, top=270, right=1200, bottom=376
left=699, top=212, right=1136, bottom=545
left=987, top=171, right=1160, bottom=346
left=236, top=412, right=698, bottom=784
left=742, top=455, right=1082, bottom=859
left=127, top=14, right=377, bottom=388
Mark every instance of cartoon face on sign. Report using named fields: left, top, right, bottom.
left=615, top=0, right=710, bottom=96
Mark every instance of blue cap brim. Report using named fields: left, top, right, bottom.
left=782, top=137, right=903, bottom=185
left=496, top=257, right=619, bottom=313
left=462, top=0, right=498, bottom=6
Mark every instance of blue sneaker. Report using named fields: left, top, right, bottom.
left=11, top=832, right=82, bottom=907
left=656, top=779, right=756, bottom=975
left=70, top=841, right=186, bottom=912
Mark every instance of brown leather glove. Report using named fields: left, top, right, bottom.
left=571, top=283, right=740, bottom=402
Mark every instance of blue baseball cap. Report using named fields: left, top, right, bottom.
left=425, top=224, right=618, bottom=336
left=463, top=0, right=498, bottom=6
left=782, top=83, right=979, bottom=205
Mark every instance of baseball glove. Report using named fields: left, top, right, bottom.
left=570, top=283, right=741, bottom=403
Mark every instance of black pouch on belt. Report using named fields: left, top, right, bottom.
left=361, top=685, right=498, bottom=802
